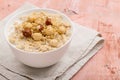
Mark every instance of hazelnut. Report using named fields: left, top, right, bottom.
left=28, top=15, right=37, bottom=22
left=58, top=26, right=66, bottom=34
left=37, top=25, right=44, bottom=32
left=49, top=39, right=58, bottom=47
left=44, top=26, right=54, bottom=36
left=45, top=18, right=52, bottom=25
left=22, top=28, right=32, bottom=37
left=24, top=22, right=33, bottom=28
left=35, top=18, right=41, bottom=24
left=32, top=33, right=43, bottom=41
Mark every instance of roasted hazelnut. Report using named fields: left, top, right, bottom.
left=37, top=25, right=44, bottom=32
left=45, top=18, right=52, bottom=25
left=22, top=28, right=32, bottom=37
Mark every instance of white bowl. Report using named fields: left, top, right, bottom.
left=4, top=8, right=73, bottom=68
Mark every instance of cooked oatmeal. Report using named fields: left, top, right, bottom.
left=9, top=11, right=71, bottom=52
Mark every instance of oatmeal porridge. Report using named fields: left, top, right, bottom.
left=9, top=11, right=71, bottom=52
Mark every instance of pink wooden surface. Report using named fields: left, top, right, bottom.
left=0, top=0, right=120, bottom=80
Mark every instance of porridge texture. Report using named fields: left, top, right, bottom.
left=9, top=11, right=71, bottom=52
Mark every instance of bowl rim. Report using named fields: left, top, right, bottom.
left=4, top=8, right=74, bottom=55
